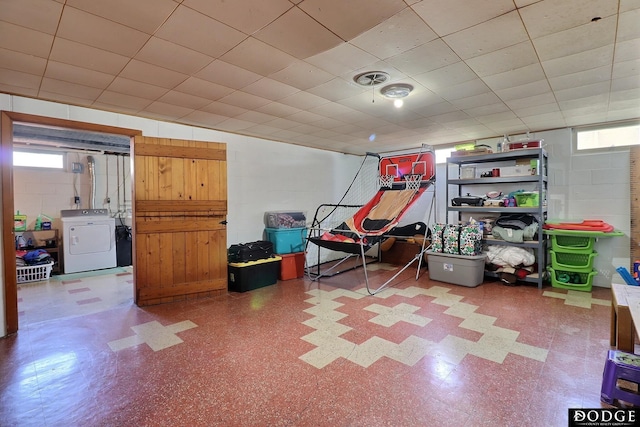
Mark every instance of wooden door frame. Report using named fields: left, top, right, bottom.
left=1, top=111, right=141, bottom=335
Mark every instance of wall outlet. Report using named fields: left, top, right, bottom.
left=74, top=196, right=80, bottom=205
left=72, top=162, right=84, bottom=173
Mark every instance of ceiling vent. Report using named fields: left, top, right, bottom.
left=354, top=71, right=390, bottom=87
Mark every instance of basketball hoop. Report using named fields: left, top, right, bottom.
left=404, top=174, right=423, bottom=190
left=378, top=174, right=395, bottom=188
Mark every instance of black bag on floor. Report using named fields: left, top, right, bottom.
left=228, top=241, right=274, bottom=263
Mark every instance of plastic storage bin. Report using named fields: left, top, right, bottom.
left=426, top=251, right=486, bottom=287
left=228, top=257, right=281, bottom=292
left=265, top=227, right=307, bottom=254
left=264, top=211, right=306, bottom=229
left=548, top=266, right=597, bottom=292
left=514, top=192, right=539, bottom=207
left=279, top=252, right=305, bottom=280
left=16, top=262, right=54, bottom=283
left=549, top=251, right=598, bottom=273
left=550, top=234, right=595, bottom=254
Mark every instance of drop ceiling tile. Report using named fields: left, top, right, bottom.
left=309, top=102, right=371, bottom=122
left=554, top=81, right=611, bottom=102
left=618, top=8, right=640, bottom=42
left=172, top=77, right=233, bottom=102
left=183, top=0, right=293, bottom=35
left=299, top=0, right=405, bottom=41
left=443, top=11, right=529, bottom=60
left=0, top=69, right=41, bottom=90
left=44, top=61, right=114, bottom=89
left=67, top=0, right=178, bottom=34
left=559, top=93, right=609, bottom=113
left=520, top=0, right=618, bottom=39
left=482, top=64, right=546, bottom=91
left=484, top=118, right=527, bottom=133
left=158, top=90, right=212, bottom=109
left=385, top=39, right=459, bottom=75
left=286, top=110, right=325, bottom=124
left=0, top=22, right=53, bottom=58
left=427, top=110, right=471, bottom=124
left=244, top=124, right=281, bottom=136
left=57, top=7, right=149, bottom=56
left=306, top=43, right=379, bottom=76
left=180, top=110, right=229, bottom=127
left=235, top=110, right=279, bottom=124
left=255, top=102, right=301, bottom=117
left=220, top=37, right=297, bottom=76
left=155, top=5, right=246, bottom=58
left=462, top=101, right=510, bottom=117
left=0, top=0, right=63, bottom=34
left=520, top=112, right=566, bottom=128
left=278, top=91, right=330, bottom=110
left=542, top=45, right=614, bottom=79
left=269, top=61, right=334, bottom=91
left=410, top=100, right=458, bottom=117
left=612, top=59, right=640, bottom=80
left=264, top=118, right=300, bottom=130
left=119, top=59, right=188, bottom=89
left=430, top=78, right=491, bottom=101
left=451, top=92, right=503, bottom=110
left=38, top=90, right=94, bottom=107
left=548, top=66, right=611, bottom=91
left=196, top=60, right=262, bottom=90
left=350, top=8, right=438, bottom=60
left=495, top=80, right=553, bottom=101
left=0, top=48, right=46, bottom=75
left=611, top=75, right=640, bottom=92
left=95, top=91, right=152, bottom=111
left=307, top=78, right=366, bottom=102
left=142, top=101, right=194, bottom=120
left=254, top=8, right=342, bottom=59
left=241, top=78, right=300, bottom=102
left=413, top=62, right=476, bottom=91
left=533, top=16, right=616, bottom=61
left=218, top=91, right=272, bottom=110
left=107, top=77, right=168, bottom=100
left=504, top=93, right=557, bottom=110
left=40, top=77, right=102, bottom=101
left=412, top=0, right=514, bottom=37
left=512, top=102, right=561, bottom=118
left=465, top=41, right=538, bottom=77
left=200, top=102, right=247, bottom=118
left=615, top=39, right=640, bottom=63
left=135, top=37, right=213, bottom=75
left=50, top=39, right=129, bottom=75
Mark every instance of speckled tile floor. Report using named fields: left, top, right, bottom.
left=1, top=264, right=614, bottom=426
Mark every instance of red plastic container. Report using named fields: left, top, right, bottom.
left=279, top=252, right=305, bottom=280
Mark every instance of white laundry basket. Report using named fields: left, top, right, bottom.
left=16, top=262, right=54, bottom=283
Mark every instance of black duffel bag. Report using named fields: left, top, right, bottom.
left=228, top=241, right=274, bottom=263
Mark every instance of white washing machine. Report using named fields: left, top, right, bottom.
left=61, top=209, right=117, bottom=274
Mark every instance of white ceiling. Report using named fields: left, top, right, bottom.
left=0, top=0, right=638, bottom=155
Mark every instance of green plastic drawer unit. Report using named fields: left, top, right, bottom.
left=549, top=267, right=597, bottom=292
left=549, top=251, right=598, bottom=273
left=550, top=234, right=595, bottom=254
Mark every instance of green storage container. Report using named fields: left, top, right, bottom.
left=550, top=234, right=595, bottom=254
left=548, top=267, right=597, bottom=292
left=549, top=250, right=598, bottom=273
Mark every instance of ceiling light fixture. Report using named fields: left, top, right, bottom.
left=381, top=83, right=413, bottom=99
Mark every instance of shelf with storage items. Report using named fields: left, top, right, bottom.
left=17, top=229, right=61, bottom=275
left=446, top=147, right=548, bottom=289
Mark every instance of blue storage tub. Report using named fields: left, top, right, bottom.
left=265, top=227, right=307, bottom=254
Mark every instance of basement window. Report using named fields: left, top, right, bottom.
left=13, top=150, right=64, bottom=169
left=575, top=123, right=640, bottom=151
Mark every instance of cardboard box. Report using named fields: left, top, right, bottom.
left=228, top=256, right=281, bottom=292
left=499, top=165, right=532, bottom=177
left=427, top=251, right=486, bottom=287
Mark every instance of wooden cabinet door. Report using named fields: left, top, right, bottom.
left=132, top=136, right=227, bottom=306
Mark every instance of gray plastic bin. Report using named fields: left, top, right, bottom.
left=427, top=251, right=486, bottom=287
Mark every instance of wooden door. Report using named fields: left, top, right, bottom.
left=132, top=136, right=227, bottom=306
